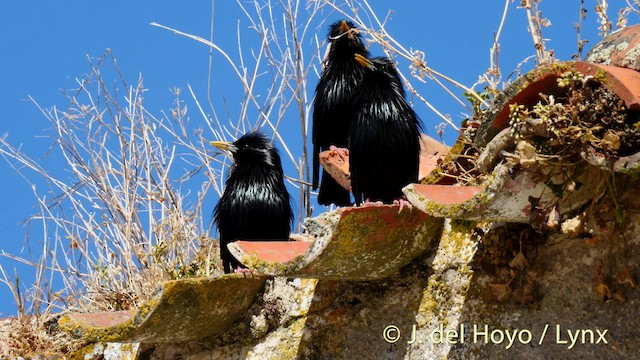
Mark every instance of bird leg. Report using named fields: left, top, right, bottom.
left=328, top=145, right=349, bottom=162
left=393, top=198, right=413, bottom=213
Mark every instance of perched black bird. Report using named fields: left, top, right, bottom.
left=349, top=54, right=422, bottom=205
left=312, top=20, right=369, bottom=206
left=211, top=132, right=293, bottom=273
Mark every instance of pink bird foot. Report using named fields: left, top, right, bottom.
left=235, top=267, right=255, bottom=277
left=360, top=199, right=385, bottom=207
left=393, top=199, right=413, bottom=213
left=329, top=145, right=349, bottom=162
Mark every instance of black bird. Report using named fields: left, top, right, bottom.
left=211, top=131, right=293, bottom=273
left=312, top=20, right=369, bottom=206
left=349, top=54, right=422, bottom=205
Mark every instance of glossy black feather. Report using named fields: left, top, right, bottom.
left=349, top=57, right=422, bottom=205
left=213, top=132, right=293, bottom=273
left=312, top=20, right=369, bottom=206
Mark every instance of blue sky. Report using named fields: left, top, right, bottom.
left=0, top=1, right=628, bottom=316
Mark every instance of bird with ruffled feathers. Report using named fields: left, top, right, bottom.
left=349, top=54, right=422, bottom=206
left=312, top=19, right=369, bottom=206
left=211, top=131, right=293, bottom=273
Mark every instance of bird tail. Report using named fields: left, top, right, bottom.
left=317, top=170, right=352, bottom=206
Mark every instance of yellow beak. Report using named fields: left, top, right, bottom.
left=340, top=20, right=350, bottom=33
left=210, top=140, right=237, bottom=153
left=354, top=53, right=374, bottom=70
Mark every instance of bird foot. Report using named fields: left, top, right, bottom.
left=234, top=267, right=255, bottom=277
left=360, top=199, right=385, bottom=207
left=393, top=199, right=413, bottom=213
left=328, top=145, right=349, bottom=162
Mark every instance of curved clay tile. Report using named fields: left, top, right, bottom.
left=59, top=275, right=267, bottom=343
left=586, top=24, right=640, bottom=71
left=404, top=161, right=599, bottom=223
left=228, top=205, right=442, bottom=280
left=573, top=62, right=640, bottom=110
left=409, top=58, right=640, bottom=221
left=309, top=50, right=640, bottom=231
left=476, top=61, right=640, bottom=146
left=474, top=61, right=640, bottom=171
